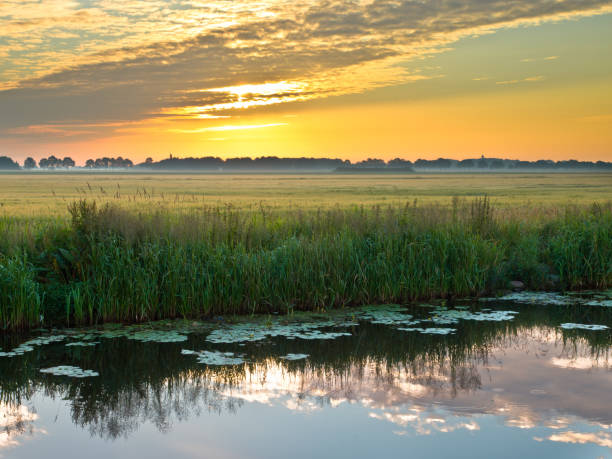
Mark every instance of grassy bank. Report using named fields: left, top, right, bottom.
left=0, top=197, right=611, bottom=329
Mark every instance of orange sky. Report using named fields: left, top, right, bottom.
left=1, top=1, right=611, bottom=164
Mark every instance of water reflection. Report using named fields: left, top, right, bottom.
left=0, top=403, right=39, bottom=451
left=0, top=303, right=610, bottom=458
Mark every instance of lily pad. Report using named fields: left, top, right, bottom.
left=0, top=335, right=66, bottom=358
left=40, top=365, right=99, bottom=377
left=280, top=353, right=309, bottom=360
left=482, top=291, right=612, bottom=307
left=128, top=330, right=188, bottom=343
left=398, top=327, right=456, bottom=335
left=482, top=292, right=573, bottom=305
left=560, top=323, right=609, bottom=331
left=206, top=321, right=352, bottom=344
left=98, top=328, right=188, bottom=343
left=182, top=349, right=245, bottom=365
left=357, top=305, right=419, bottom=326
left=66, top=341, right=100, bottom=347
left=583, top=300, right=612, bottom=307
left=429, top=308, right=518, bottom=325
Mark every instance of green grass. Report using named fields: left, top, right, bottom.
left=1, top=194, right=611, bottom=329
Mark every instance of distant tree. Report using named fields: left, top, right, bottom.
left=39, top=155, right=61, bottom=168
left=534, top=159, right=554, bottom=169
left=388, top=158, right=413, bottom=168
left=430, top=158, right=454, bottom=169
left=62, top=157, right=75, bottom=168
left=458, top=159, right=475, bottom=168
left=0, top=156, right=20, bottom=170
left=84, top=156, right=134, bottom=168
left=95, top=158, right=109, bottom=168
left=23, top=157, right=37, bottom=169
left=355, top=158, right=385, bottom=168
left=145, top=157, right=153, bottom=164
left=488, top=159, right=504, bottom=169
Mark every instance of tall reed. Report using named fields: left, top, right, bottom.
left=0, top=198, right=611, bottom=329
left=0, top=252, right=42, bottom=329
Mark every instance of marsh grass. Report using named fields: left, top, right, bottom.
left=0, top=197, right=611, bottom=329
left=0, top=252, right=41, bottom=329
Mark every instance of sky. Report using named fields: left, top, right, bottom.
left=1, top=0, right=611, bottom=164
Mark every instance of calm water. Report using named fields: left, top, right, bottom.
left=1, top=294, right=611, bottom=459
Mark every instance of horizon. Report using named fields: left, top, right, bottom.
left=2, top=152, right=612, bottom=169
left=1, top=1, right=611, bottom=163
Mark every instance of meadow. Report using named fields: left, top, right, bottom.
left=0, top=172, right=611, bottom=329
left=1, top=172, right=612, bottom=216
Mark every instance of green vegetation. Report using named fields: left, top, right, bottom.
left=1, top=192, right=611, bottom=329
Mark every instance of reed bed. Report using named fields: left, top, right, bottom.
left=0, top=197, right=611, bottom=329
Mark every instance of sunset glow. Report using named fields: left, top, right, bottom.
left=1, top=0, right=611, bottom=163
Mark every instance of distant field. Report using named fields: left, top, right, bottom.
left=1, top=172, right=611, bottom=217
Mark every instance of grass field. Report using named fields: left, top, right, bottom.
left=1, top=172, right=611, bottom=217
left=0, top=172, right=611, bottom=329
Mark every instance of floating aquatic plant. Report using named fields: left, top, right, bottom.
left=96, top=328, right=188, bottom=343
left=181, top=349, right=245, bottom=365
left=66, top=341, right=100, bottom=347
left=206, top=320, right=352, bottom=344
left=128, top=330, right=188, bottom=343
left=428, top=308, right=518, bottom=325
left=560, top=323, right=609, bottom=331
left=67, top=333, right=98, bottom=341
left=40, top=365, right=99, bottom=377
left=484, top=291, right=612, bottom=308
left=0, top=335, right=66, bottom=357
left=482, top=292, right=574, bottom=306
left=583, top=300, right=612, bottom=307
left=280, top=353, right=309, bottom=360
left=398, top=327, right=456, bottom=335
left=356, top=305, right=419, bottom=326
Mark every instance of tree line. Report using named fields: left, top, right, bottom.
left=0, top=154, right=610, bottom=171
left=0, top=155, right=133, bottom=170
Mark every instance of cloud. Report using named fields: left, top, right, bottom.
left=496, top=76, right=546, bottom=84
left=171, top=123, right=288, bottom=133
left=521, top=56, right=559, bottom=62
left=537, top=431, right=612, bottom=449
left=1, top=0, right=611, bottom=139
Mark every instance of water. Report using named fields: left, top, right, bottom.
left=1, top=294, right=611, bottom=458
